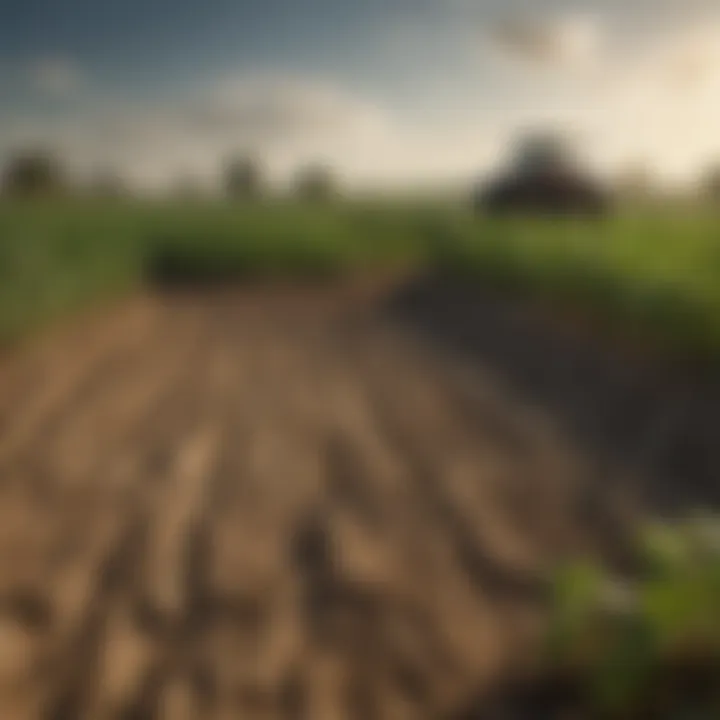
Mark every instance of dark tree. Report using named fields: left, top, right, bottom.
left=224, top=156, right=263, bottom=200
left=293, top=163, right=337, bottom=201
left=2, top=150, right=66, bottom=197
left=475, top=132, right=611, bottom=217
left=88, top=169, right=126, bottom=199
left=512, top=133, right=576, bottom=177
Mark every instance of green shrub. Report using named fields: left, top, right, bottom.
left=549, top=515, right=720, bottom=717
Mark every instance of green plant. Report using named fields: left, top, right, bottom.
left=549, top=515, right=720, bottom=717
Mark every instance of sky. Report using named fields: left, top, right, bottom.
left=2, top=0, right=720, bottom=190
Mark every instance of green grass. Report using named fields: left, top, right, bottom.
left=0, top=198, right=432, bottom=342
left=2, top=197, right=720, bottom=361
left=431, top=211, right=720, bottom=360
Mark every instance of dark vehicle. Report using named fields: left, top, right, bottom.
left=476, top=133, right=611, bottom=217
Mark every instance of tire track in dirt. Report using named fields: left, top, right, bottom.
left=0, top=300, right=165, bottom=478
left=190, top=326, right=333, bottom=720
left=0, top=301, right=214, bottom=720
left=0, top=279, right=709, bottom=720
left=300, top=326, right=532, bottom=714
left=0, top=299, right=158, bottom=424
left=41, top=300, right=240, bottom=720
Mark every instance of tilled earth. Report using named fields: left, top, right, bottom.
left=0, top=276, right=716, bottom=720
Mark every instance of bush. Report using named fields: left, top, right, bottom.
left=2, top=150, right=67, bottom=198
left=224, top=156, right=263, bottom=200
left=293, top=163, right=338, bottom=202
left=549, top=515, right=720, bottom=717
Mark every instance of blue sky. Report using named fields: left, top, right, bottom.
left=2, top=0, right=500, bottom=109
left=2, top=0, right=720, bottom=189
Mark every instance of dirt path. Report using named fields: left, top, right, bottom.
left=0, top=277, right=716, bottom=720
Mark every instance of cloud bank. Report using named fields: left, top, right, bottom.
left=488, top=13, right=602, bottom=66
left=0, top=74, right=497, bottom=192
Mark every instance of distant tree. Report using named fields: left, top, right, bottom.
left=224, top=155, right=263, bottom=200
left=477, top=132, right=610, bottom=217
left=2, top=149, right=66, bottom=197
left=88, top=169, right=126, bottom=199
left=703, top=166, right=720, bottom=204
left=293, top=163, right=338, bottom=201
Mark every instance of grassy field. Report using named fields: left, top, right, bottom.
left=1, top=198, right=720, bottom=360
left=432, top=211, right=720, bottom=361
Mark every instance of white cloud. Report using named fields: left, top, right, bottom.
left=28, top=57, right=85, bottom=97
left=488, top=13, right=602, bottom=67
left=655, top=22, right=720, bottom=92
left=579, top=19, right=720, bottom=182
left=181, top=75, right=391, bottom=148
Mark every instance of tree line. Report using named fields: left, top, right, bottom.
left=4, top=142, right=720, bottom=206
left=0, top=150, right=339, bottom=201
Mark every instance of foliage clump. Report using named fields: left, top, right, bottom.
left=550, top=514, right=720, bottom=718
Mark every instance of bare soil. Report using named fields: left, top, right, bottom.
left=0, top=275, right=717, bottom=720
